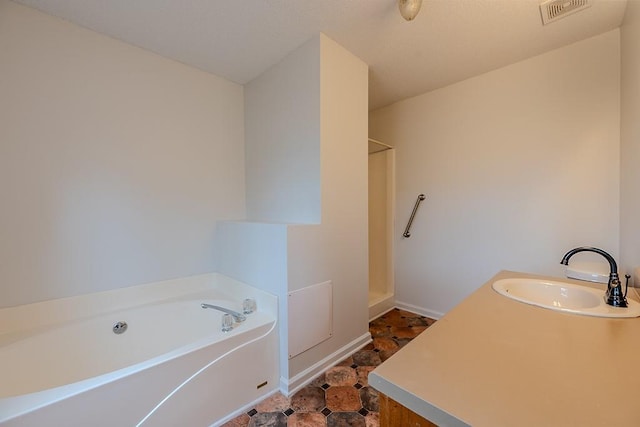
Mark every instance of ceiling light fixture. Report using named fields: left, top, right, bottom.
left=398, top=0, right=422, bottom=21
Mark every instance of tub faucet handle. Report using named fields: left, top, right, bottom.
left=243, top=298, right=257, bottom=315
left=221, top=314, right=233, bottom=332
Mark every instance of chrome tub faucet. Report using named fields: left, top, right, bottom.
left=201, top=303, right=246, bottom=322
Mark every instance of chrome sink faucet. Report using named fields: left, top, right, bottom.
left=560, top=246, right=628, bottom=308
left=201, top=303, right=246, bottom=322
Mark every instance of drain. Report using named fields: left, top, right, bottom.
left=112, top=321, right=128, bottom=334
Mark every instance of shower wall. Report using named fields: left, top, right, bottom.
left=368, top=147, right=395, bottom=319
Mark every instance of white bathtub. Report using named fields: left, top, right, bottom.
left=0, top=274, right=279, bottom=426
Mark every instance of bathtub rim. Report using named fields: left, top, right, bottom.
left=0, top=273, right=278, bottom=423
left=0, top=298, right=275, bottom=399
left=0, top=318, right=276, bottom=424
left=0, top=272, right=276, bottom=337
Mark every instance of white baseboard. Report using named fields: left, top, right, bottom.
left=279, top=332, right=372, bottom=396
left=394, top=300, right=444, bottom=320
left=368, top=294, right=395, bottom=321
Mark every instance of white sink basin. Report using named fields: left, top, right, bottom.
left=492, top=278, right=640, bottom=318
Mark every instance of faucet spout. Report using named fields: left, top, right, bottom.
left=201, top=303, right=246, bottom=322
left=560, top=246, right=617, bottom=274
left=560, top=246, right=627, bottom=308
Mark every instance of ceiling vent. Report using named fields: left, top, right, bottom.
left=539, top=0, right=591, bottom=25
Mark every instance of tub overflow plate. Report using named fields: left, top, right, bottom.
left=112, top=321, right=128, bottom=334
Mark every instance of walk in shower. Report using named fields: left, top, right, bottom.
left=368, top=138, right=395, bottom=319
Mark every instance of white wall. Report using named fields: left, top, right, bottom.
left=0, top=1, right=245, bottom=307
left=621, top=1, right=640, bottom=283
left=287, top=34, right=369, bottom=378
left=233, top=36, right=325, bottom=380
left=370, top=30, right=620, bottom=315
left=244, top=38, right=321, bottom=224
left=227, top=34, right=368, bottom=386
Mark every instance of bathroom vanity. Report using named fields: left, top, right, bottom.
left=369, top=270, right=640, bottom=426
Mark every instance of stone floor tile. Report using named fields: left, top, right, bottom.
left=391, top=326, right=420, bottom=339
left=379, top=309, right=409, bottom=326
left=325, top=366, right=357, bottom=386
left=397, top=309, right=420, bottom=317
left=325, top=386, right=362, bottom=412
left=406, top=316, right=429, bottom=327
left=386, top=318, right=410, bottom=328
left=364, top=412, right=379, bottom=427
left=396, top=338, right=412, bottom=348
left=221, top=413, right=250, bottom=427
left=288, top=411, right=328, bottom=427
left=411, top=325, right=429, bottom=335
left=368, top=317, right=389, bottom=328
left=309, top=373, right=327, bottom=388
left=291, top=386, right=326, bottom=412
left=352, top=350, right=382, bottom=367
left=255, top=392, right=291, bottom=412
left=326, top=412, right=366, bottom=427
left=369, top=325, right=391, bottom=338
left=361, top=343, right=375, bottom=351
left=248, top=412, right=287, bottom=427
left=378, top=348, right=399, bottom=362
left=379, top=308, right=401, bottom=318
left=372, top=337, right=399, bottom=352
left=355, top=366, right=375, bottom=387
left=359, top=387, right=379, bottom=412
left=336, top=356, right=354, bottom=366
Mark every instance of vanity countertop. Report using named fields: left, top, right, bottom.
left=368, top=270, right=640, bottom=426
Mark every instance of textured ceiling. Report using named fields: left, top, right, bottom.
left=13, top=0, right=629, bottom=109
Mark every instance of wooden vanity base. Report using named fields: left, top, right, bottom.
left=379, top=392, right=438, bottom=427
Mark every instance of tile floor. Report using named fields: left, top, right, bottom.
left=223, top=308, right=436, bottom=427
